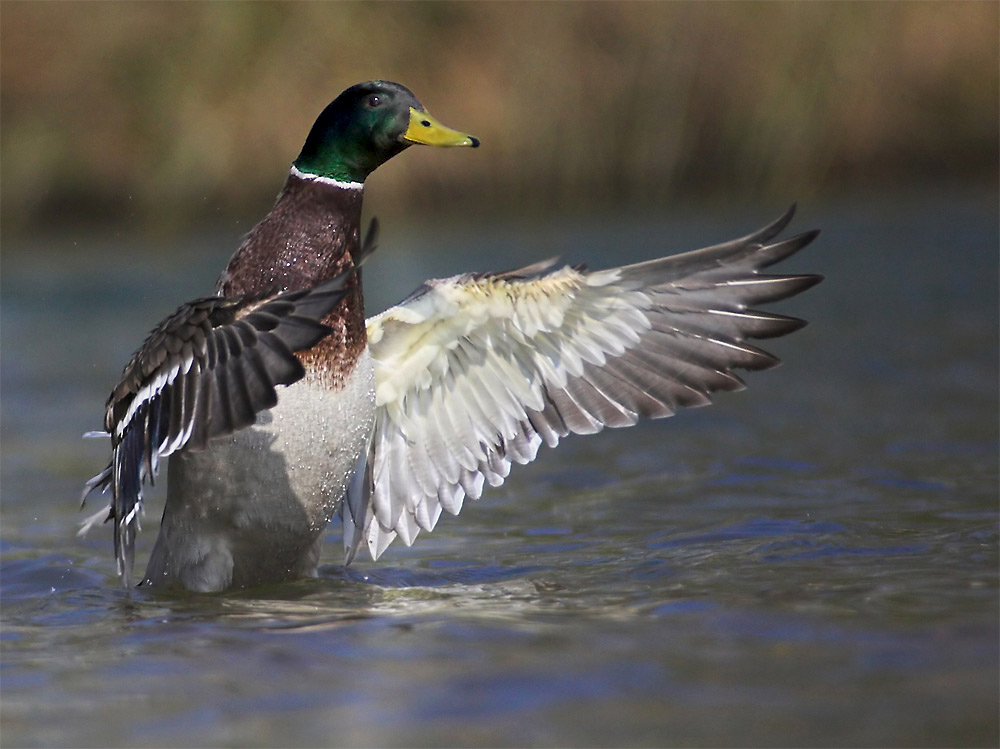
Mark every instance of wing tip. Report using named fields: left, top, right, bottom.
left=750, top=203, right=797, bottom=245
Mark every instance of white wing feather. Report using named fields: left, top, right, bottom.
left=353, top=208, right=821, bottom=561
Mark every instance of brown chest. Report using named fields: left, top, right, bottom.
left=296, top=282, right=368, bottom=389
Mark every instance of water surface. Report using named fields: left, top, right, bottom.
left=2, top=192, right=997, bottom=747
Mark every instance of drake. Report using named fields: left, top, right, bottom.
left=82, top=80, right=822, bottom=593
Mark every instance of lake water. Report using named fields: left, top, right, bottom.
left=2, top=190, right=997, bottom=747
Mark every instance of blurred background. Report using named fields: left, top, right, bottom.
left=1, top=1, right=996, bottom=239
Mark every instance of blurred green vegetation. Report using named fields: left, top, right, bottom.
left=1, top=1, right=997, bottom=238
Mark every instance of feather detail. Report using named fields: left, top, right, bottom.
left=355, top=206, right=822, bottom=560
left=81, top=263, right=367, bottom=586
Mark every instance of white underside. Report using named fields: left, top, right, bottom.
left=144, top=351, right=376, bottom=591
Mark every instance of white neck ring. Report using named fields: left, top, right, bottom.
left=289, top=165, right=364, bottom=190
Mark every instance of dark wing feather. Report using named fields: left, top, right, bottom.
left=82, top=267, right=360, bottom=585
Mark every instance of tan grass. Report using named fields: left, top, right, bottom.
left=1, top=2, right=996, bottom=235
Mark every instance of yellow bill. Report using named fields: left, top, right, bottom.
left=404, top=108, right=480, bottom=148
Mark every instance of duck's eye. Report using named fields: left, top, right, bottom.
left=367, top=95, right=381, bottom=108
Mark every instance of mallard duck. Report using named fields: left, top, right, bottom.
left=82, top=80, right=822, bottom=593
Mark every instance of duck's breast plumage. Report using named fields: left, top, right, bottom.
left=145, top=353, right=375, bottom=591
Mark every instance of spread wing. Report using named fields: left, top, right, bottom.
left=81, top=268, right=359, bottom=584
left=349, top=206, right=822, bottom=562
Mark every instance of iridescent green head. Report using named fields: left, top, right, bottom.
left=293, top=80, right=479, bottom=184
